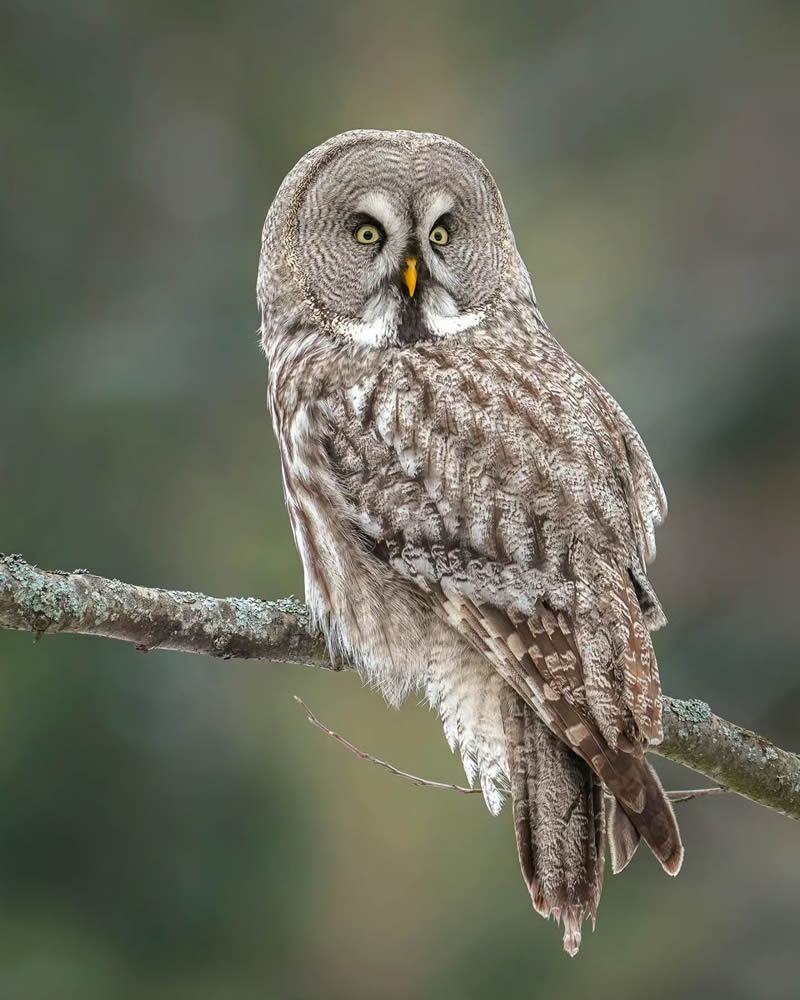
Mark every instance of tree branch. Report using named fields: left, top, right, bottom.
left=2, top=554, right=798, bottom=820
left=0, top=552, right=331, bottom=668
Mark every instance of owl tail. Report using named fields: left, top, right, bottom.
left=607, top=756, right=683, bottom=877
left=502, top=692, right=605, bottom=957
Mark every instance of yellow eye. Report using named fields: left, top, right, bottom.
left=429, top=224, right=449, bottom=246
left=355, top=223, right=382, bottom=245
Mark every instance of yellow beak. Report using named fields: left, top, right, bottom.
left=402, top=256, right=418, bottom=297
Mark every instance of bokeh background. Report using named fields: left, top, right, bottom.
left=2, top=2, right=799, bottom=997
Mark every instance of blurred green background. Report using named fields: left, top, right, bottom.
left=2, top=1, right=799, bottom=997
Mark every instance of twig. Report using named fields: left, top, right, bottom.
left=295, top=696, right=729, bottom=805
left=666, top=786, right=729, bottom=803
left=294, top=696, right=481, bottom=793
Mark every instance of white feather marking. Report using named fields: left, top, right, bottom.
left=356, top=192, right=406, bottom=237
left=425, top=310, right=484, bottom=338
left=338, top=289, right=400, bottom=348
left=421, top=191, right=455, bottom=230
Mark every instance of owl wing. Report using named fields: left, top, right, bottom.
left=326, top=331, right=681, bottom=873
left=430, top=584, right=650, bottom=812
left=428, top=580, right=682, bottom=877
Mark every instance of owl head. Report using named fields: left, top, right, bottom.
left=258, top=130, right=533, bottom=350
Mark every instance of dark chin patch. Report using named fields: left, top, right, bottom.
left=395, top=294, right=434, bottom=346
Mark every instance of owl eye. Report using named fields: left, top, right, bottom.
left=355, top=223, right=383, bottom=245
left=429, top=224, right=449, bottom=246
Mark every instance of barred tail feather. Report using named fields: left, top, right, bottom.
left=608, top=756, right=683, bottom=876
left=502, top=691, right=606, bottom=957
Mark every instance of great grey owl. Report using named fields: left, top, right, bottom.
left=258, top=129, right=682, bottom=955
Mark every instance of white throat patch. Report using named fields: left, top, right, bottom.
left=337, top=284, right=484, bottom=348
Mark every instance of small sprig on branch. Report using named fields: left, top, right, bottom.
left=294, top=696, right=480, bottom=793
left=294, top=695, right=728, bottom=804
left=1, top=554, right=798, bottom=821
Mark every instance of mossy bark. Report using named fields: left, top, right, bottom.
left=660, top=697, right=800, bottom=820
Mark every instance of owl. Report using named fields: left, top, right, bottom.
left=258, top=130, right=682, bottom=955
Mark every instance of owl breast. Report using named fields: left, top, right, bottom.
left=267, top=338, right=435, bottom=705
left=267, top=343, right=510, bottom=811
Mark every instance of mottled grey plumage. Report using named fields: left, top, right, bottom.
left=258, top=129, right=682, bottom=954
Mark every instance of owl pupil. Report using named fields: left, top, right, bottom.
left=364, top=230, right=373, bottom=240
